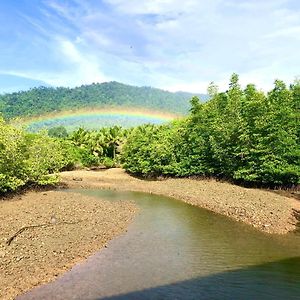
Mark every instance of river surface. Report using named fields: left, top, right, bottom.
left=20, top=189, right=300, bottom=300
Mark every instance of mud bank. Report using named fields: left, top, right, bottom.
left=60, top=168, right=300, bottom=235
left=0, top=190, right=137, bottom=300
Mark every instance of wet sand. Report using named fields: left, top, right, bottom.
left=0, top=190, right=137, bottom=300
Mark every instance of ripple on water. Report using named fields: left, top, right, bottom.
left=18, top=189, right=300, bottom=300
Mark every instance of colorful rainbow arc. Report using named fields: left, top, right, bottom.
left=19, top=108, right=179, bottom=128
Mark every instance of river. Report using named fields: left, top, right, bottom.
left=19, top=189, right=300, bottom=299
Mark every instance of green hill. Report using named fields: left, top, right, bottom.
left=0, top=81, right=207, bottom=119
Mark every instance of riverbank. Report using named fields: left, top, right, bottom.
left=0, top=190, right=137, bottom=300
left=60, top=168, right=300, bottom=235
left=1, top=169, right=299, bottom=299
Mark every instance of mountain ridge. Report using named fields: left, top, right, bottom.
left=0, top=81, right=207, bottom=119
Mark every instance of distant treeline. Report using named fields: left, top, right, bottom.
left=123, top=74, right=299, bottom=187
left=0, top=81, right=206, bottom=119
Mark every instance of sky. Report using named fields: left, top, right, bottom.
left=0, top=0, right=299, bottom=93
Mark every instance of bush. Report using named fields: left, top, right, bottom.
left=0, top=118, right=76, bottom=193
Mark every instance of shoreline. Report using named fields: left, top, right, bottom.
left=0, top=190, right=137, bottom=300
left=1, top=168, right=299, bottom=299
left=60, top=168, right=300, bottom=235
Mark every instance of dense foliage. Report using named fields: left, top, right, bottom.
left=69, top=126, right=127, bottom=167
left=122, top=75, right=299, bottom=187
left=1, top=74, right=298, bottom=193
left=0, top=120, right=127, bottom=193
left=0, top=82, right=206, bottom=119
left=0, top=118, right=76, bottom=193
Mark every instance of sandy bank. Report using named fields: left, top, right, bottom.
left=0, top=190, right=137, bottom=300
left=60, top=168, right=300, bottom=235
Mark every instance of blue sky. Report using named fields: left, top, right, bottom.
left=0, top=0, right=299, bottom=93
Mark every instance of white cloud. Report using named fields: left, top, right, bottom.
left=105, top=0, right=199, bottom=15
left=264, top=25, right=300, bottom=39
left=2, top=39, right=110, bottom=88
left=51, top=38, right=109, bottom=86
left=3, top=0, right=299, bottom=93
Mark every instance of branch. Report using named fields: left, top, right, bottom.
left=6, top=221, right=81, bottom=246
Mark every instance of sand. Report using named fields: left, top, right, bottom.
left=0, top=190, right=137, bottom=300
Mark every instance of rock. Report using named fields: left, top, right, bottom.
left=72, top=177, right=83, bottom=181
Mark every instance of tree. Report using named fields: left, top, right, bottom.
left=48, top=126, right=68, bottom=138
left=122, top=74, right=299, bottom=186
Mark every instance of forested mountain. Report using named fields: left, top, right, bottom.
left=0, top=81, right=206, bottom=119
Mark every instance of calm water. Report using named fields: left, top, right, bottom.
left=19, top=189, right=300, bottom=300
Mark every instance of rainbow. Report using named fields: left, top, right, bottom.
left=13, top=108, right=180, bottom=132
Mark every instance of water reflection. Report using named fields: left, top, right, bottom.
left=19, top=189, right=300, bottom=300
